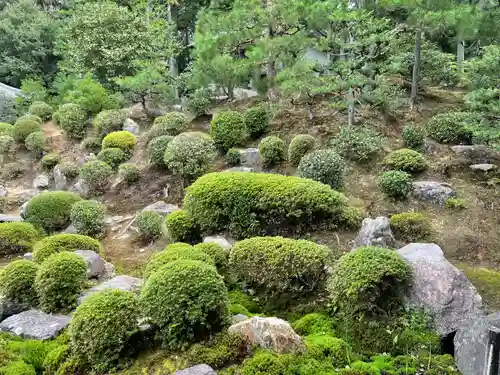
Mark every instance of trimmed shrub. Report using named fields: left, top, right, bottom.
left=243, top=107, right=268, bottom=138
left=101, top=131, right=136, bottom=154
left=426, top=112, right=478, bottom=144
left=188, top=89, right=211, bottom=117
left=288, top=134, right=315, bottom=167
left=225, top=148, right=241, bottom=166
left=184, top=172, right=356, bottom=239
left=150, top=113, right=188, bottom=138
left=390, top=212, right=432, bottom=242
left=94, top=109, right=126, bottom=137
left=331, top=126, right=382, bottom=162
left=382, top=149, right=428, bottom=173
left=193, top=242, right=229, bottom=274
left=297, top=149, right=346, bottom=189
left=34, top=251, right=87, bottom=313
left=445, top=197, right=467, bottom=210
left=24, top=191, right=82, bottom=232
left=12, top=117, right=42, bottom=143
left=230, top=237, right=332, bottom=297
left=82, top=136, right=102, bottom=153
left=259, top=136, right=285, bottom=167
left=41, top=153, right=60, bottom=170
left=136, top=211, right=163, bottom=241
left=118, top=163, right=140, bottom=184
left=20, top=115, right=42, bottom=125
left=210, top=111, right=247, bottom=151
left=148, top=135, right=174, bottom=166
left=377, top=171, right=413, bottom=199
left=32, top=233, right=102, bottom=264
left=402, top=124, right=425, bottom=150
left=292, top=313, right=333, bottom=336
left=186, top=332, right=248, bottom=369
left=43, top=344, right=70, bottom=375
left=69, top=289, right=140, bottom=371
left=165, top=209, right=199, bottom=243
left=4, top=361, right=36, bottom=375
left=59, top=162, right=80, bottom=179
left=164, top=132, right=217, bottom=180
left=140, top=259, right=229, bottom=346
left=304, top=334, right=349, bottom=365
left=24, top=131, right=47, bottom=154
left=0, top=122, right=14, bottom=136
left=0, top=135, right=15, bottom=155
left=28, top=101, right=53, bottom=121
left=79, top=160, right=113, bottom=193
left=0, top=222, right=40, bottom=255
left=57, top=104, right=87, bottom=140
left=96, top=147, right=128, bottom=169
left=0, top=260, right=39, bottom=306
left=70, top=200, right=107, bottom=238
left=327, top=247, right=412, bottom=318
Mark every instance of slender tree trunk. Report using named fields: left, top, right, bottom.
left=167, top=3, right=179, bottom=99
left=410, top=25, right=422, bottom=109
left=347, top=87, right=355, bottom=126
left=457, top=40, right=465, bottom=73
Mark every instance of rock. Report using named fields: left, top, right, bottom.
left=0, top=185, right=7, bottom=197
left=23, top=253, right=32, bottom=261
left=123, top=118, right=140, bottom=135
left=53, top=165, right=68, bottom=190
left=353, top=216, right=395, bottom=249
left=33, top=173, right=50, bottom=189
left=0, top=296, right=30, bottom=320
left=423, top=139, right=440, bottom=155
left=454, top=312, right=500, bottom=375
left=97, top=262, right=116, bottom=282
left=70, top=180, right=89, bottom=197
left=17, top=189, right=39, bottom=203
left=203, top=235, right=233, bottom=250
left=231, top=314, right=249, bottom=324
left=239, top=148, right=261, bottom=168
left=0, top=310, right=71, bottom=340
left=469, top=164, right=498, bottom=178
left=0, top=215, right=22, bottom=222
left=74, top=250, right=105, bottom=278
left=411, top=181, right=456, bottom=205
left=223, top=167, right=254, bottom=173
left=78, top=275, right=142, bottom=304
left=141, top=201, right=179, bottom=218
left=174, top=364, right=217, bottom=375
left=397, top=243, right=484, bottom=336
left=228, top=316, right=305, bottom=354
left=451, top=145, right=500, bottom=164
left=61, top=224, right=77, bottom=234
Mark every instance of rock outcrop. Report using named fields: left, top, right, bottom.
left=0, top=310, right=71, bottom=340
left=451, top=145, right=500, bottom=164
left=142, top=201, right=179, bottom=218
left=411, top=181, right=456, bottom=205
left=353, top=216, right=395, bottom=249
left=239, top=148, right=261, bottom=168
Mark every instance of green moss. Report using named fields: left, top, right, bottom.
left=186, top=333, right=248, bottom=369
left=458, top=264, right=500, bottom=311
left=292, top=313, right=333, bottom=336
left=228, top=290, right=260, bottom=314
left=304, top=334, right=349, bottom=366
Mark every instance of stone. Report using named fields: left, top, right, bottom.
left=70, top=180, right=89, bottom=197
left=74, top=250, right=105, bottom=278
left=141, top=201, right=179, bottom=218
left=0, top=185, right=7, bottom=198
left=78, top=275, right=142, bottom=304
left=0, top=215, right=22, bottom=222
left=397, top=243, right=484, bottom=336
left=223, top=167, right=254, bottom=173
left=23, top=253, right=32, bottom=261
left=454, top=312, right=500, bottom=375
left=33, top=173, right=50, bottom=189
left=0, top=310, right=71, bottom=340
left=469, top=163, right=498, bottom=174
left=19, top=202, right=28, bottom=219
left=451, top=145, right=500, bottom=164
left=353, top=216, right=395, bottom=249
left=123, top=118, right=140, bottom=135
left=0, top=296, right=30, bottom=320
left=61, top=224, right=77, bottom=234
left=17, top=189, right=39, bottom=203
left=53, top=165, right=68, bottom=190
left=228, top=316, right=305, bottom=354
left=411, top=181, right=456, bottom=205
left=239, top=148, right=261, bottom=168
left=203, top=235, right=233, bottom=250
left=97, top=262, right=116, bottom=282
left=231, top=314, right=249, bottom=324
left=174, top=364, right=217, bottom=375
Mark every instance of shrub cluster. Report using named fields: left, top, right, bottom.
left=331, top=126, right=382, bottom=162
left=32, top=233, right=102, bottom=264
left=79, top=160, right=113, bottom=193
left=41, top=153, right=60, bottom=170
left=24, top=191, right=82, bottom=232
left=210, top=111, right=247, bottom=151
left=0, top=122, right=13, bottom=136
left=187, top=89, right=211, bottom=117
left=0, top=135, right=15, bottom=156
left=94, top=109, right=126, bottom=136
left=259, top=136, right=285, bottom=167
left=96, top=147, right=128, bottom=169
left=402, top=124, right=426, bottom=150
left=243, top=107, right=268, bottom=138
left=305, top=334, right=349, bottom=366
left=292, top=313, right=333, bottom=336
left=135, top=211, right=163, bottom=241
left=0, top=260, right=39, bottom=306
left=118, top=163, right=140, bottom=184
left=70, top=200, right=107, bottom=238
left=57, top=103, right=87, bottom=139
left=0, top=222, right=40, bottom=256
left=297, top=149, right=345, bottom=189
left=24, top=131, right=47, bottom=155
left=383, top=148, right=428, bottom=173
left=12, top=117, right=42, bottom=143
left=28, top=101, right=53, bottom=121
left=390, top=212, right=432, bottom=242
left=377, top=170, right=413, bottom=199
left=82, top=136, right=102, bottom=153
left=225, top=148, right=241, bottom=166
left=186, top=332, right=248, bottom=369
left=101, top=131, right=136, bottom=155
left=288, top=134, right=315, bottom=167
left=164, top=209, right=199, bottom=243
left=148, top=135, right=174, bottom=166
left=426, top=111, right=479, bottom=144
left=193, top=242, right=229, bottom=275
left=150, top=113, right=188, bottom=138
left=59, top=162, right=80, bottom=179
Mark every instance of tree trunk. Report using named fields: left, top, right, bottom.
left=457, top=40, right=465, bottom=73
left=347, top=86, right=355, bottom=126
left=167, top=3, right=179, bottom=99
left=410, top=26, right=422, bottom=109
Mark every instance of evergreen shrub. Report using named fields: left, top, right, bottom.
left=390, top=212, right=432, bottom=242
left=70, top=200, right=107, bottom=238
left=210, top=111, right=246, bottom=151
left=288, top=134, right=315, bottom=167
left=32, top=233, right=102, bottom=264
left=297, top=149, right=345, bottom=189
left=0, top=260, right=39, bottom=306
left=0, top=222, right=40, bottom=255
left=57, top=104, right=87, bottom=140
left=259, top=136, right=285, bottom=167
left=383, top=148, right=427, bottom=173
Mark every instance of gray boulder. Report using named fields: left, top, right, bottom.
left=203, top=235, right=233, bottom=251
left=353, top=216, right=395, bottom=249
left=0, top=215, right=22, bottom=222
left=61, top=224, right=78, bottom=234
left=451, top=145, right=500, bottom=164
left=142, top=201, right=179, bottom=218
left=0, top=310, right=71, bottom=340
left=74, top=250, right=105, bottom=278
left=33, top=174, right=50, bottom=189
left=174, top=364, right=217, bottom=375
left=53, top=165, right=68, bottom=190
left=239, top=148, right=261, bottom=168
left=412, top=181, right=456, bottom=205
left=70, top=180, right=90, bottom=197
left=78, top=275, right=142, bottom=304
left=123, top=118, right=140, bottom=135
left=223, top=167, right=254, bottom=172
left=397, top=243, right=484, bottom=335
left=97, top=262, right=116, bottom=282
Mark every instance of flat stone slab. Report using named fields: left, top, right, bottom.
left=142, top=201, right=179, bottom=218
left=223, top=167, right=254, bottom=172
left=451, top=145, right=500, bottom=164
left=174, top=364, right=217, bottom=375
left=412, top=181, right=456, bottom=205
left=78, top=275, right=142, bottom=304
left=0, top=215, right=22, bottom=222
left=0, top=310, right=71, bottom=340
left=469, top=164, right=497, bottom=172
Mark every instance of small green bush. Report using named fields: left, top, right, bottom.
left=193, top=242, right=229, bottom=274
left=70, top=200, right=107, bottom=238
left=210, top=111, right=247, bottom=151
left=0, top=260, right=39, bottom=306
left=1, top=162, right=26, bottom=180
left=188, top=89, right=211, bottom=117
left=225, top=148, right=241, bottom=166
left=140, top=259, right=229, bottom=346
left=24, top=191, right=82, bottom=232
left=101, top=131, right=136, bottom=155
left=35, top=251, right=87, bottom=313
left=59, top=162, right=79, bottom=179
left=7, top=338, right=61, bottom=373
left=390, top=212, right=432, bottom=242
left=402, top=125, right=425, bottom=150
left=12, top=117, right=42, bottom=143
left=243, top=107, right=268, bottom=138
left=297, top=149, right=345, bottom=189
left=0, top=222, right=40, bottom=255
left=57, top=104, right=87, bottom=140
left=228, top=290, right=260, bottom=314
left=79, top=160, right=113, bottom=193
left=41, top=153, right=60, bottom=170
left=241, top=351, right=289, bottom=375
left=43, top=344, right=70, bottom=375
left=32, top=233, right=102, bottom=264
left=69, top=289, right=140, bottom=372
left=0, top=122, right=13, bottom=136
left=288, top=134, right=315, bottom=167
left=24, top=131, right=47, bottom=154
left=118, top=163, right=140, bottom=184
left=377, top=171, right=413, bottom=199
left=81, top=136, right=102, bottom=153
left=259, top=136, right=285, bottom=167
left=164, top=209, right=199, bottom=243
left=445, top=197, right=467, bottom=210
left=148, top=135, right=174, bottom=166
left=96, top=147, right=128, bottom=169
left=29, top=101, right=53, bottom=121
left=136, top=211, right=163, bottom=241
left=331, top=126, right=382, bottom=162
left=0, top=135, right=15, bottom=155
left=304, top=334, right=348, bottom=366
left=94, top=109, right=126, bottom=137
left=426, top=112, right=479, bottom=144
left=4, top=361, right=36, bottom=375
left=20, top=115, right=43, bottom=125
left=292, top=314, right=333, bottom=336
left=383, top=148, right=427, bottom=173
left=186, top=332, right=248, bottom=369
left=327, top=247, right=412, bottom=318
left=150, top=113, right=188, bottom=138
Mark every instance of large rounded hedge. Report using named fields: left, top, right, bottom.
left=259, top=136, right=285, bottom=167
left=0, top=260, right=39, bottom=306
left=24, top=191, right=82, bottom=232
left=79, top=160, right=113, bottom=193
left=94, top=109, right=126, bottom=136
left=32, top=233, right=102, bottom=264
left=327, top=247, right=411, bottom=318
left=230, top=237, right=332, bottom=296
left=34, top=251, right=87, bottom=313
left=29, top=101, right=53, bottom=121
left=426, top=112, right=478, bottom=144
left=297, top=149, right=346, bottom=189
left=382, top=148, right=427, bottom=173
left=12, top=117, right=42, bottom=143
left=184, top=172, right=357, bottom=239
left=70, top=200, right=107, bottom=238
left=0, top=222, right=40, bottom=255
left=69, top=289, right=140, bottom=371
left=140, top=259, right=229, bottom=346
left=101, top=131, right=136, bottom=154
left=150, top=113, right=188, bottom=138
left=148, top=135, right=174, bottom=166
left=243, top=106, right=268, bottom=138
left=96, top=147, right=128, bottom=169
left=57, top=103, right=87, bottom=140
left=164, top=209, right=199, bottom=243
left=288, top=134, right=315, bottom=167
left=210, top=111, right=247, bottom=151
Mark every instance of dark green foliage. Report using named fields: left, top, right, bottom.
left=377, top=171, right=413, bottom=199
left=34, top=251, right=87, bottom=313
left=228, top=290, right=260, bottom=314
left=93, top=109, right=126, bottom=137
left=42, top=344, right=70, bottom=375
left=390, top=212, right=432, bottom=242
left=96, top=147, right=128, bottom=169
left=383, top=149, right=427, bottom=173
left=292, top=314, right=333, bottom=336
left=259, top=136, right=285, bottom=167
left=241, top=351, right=289, bottom=375
left=140, top=260, right=229, bottom=347
left=210, top=111, right=247, bottom=151
left=426, top=112, right=479, bottom=144
left=288, top=134, right=315, bottom=167
left=0, top=94, right=17, bottom=124
left=0, top=222, right=40, bottom=255
left=24, top=191, right=82, bottom=232
left=12, top=118, right=41, bottom=143
left=225, top=148, right=241, bottom=166
left=164, top=210, right=199, bottom=243
left=331, top=127, right=382, bottom=162
left=32, top=233, right=102, bottom=264
left=57, top=104, right=87, bottom=140
left=41, top=153, right=60, bottom=170
left=70, top=200, right=107, bottom=238
left=150, top=113, right=188, bottom=138
left=119, top=163, right=140, bottom=184
left=24, top=131, right=47, bottom=155
left=187, top=89, right=211, bottom=117
left=304, top=334, right=349, bottom=366
left=243, top=107, right=268, bottom=138
left=186, top=333, right=248, bottom=369
left=4, top=361, right=36, bottom=375
left=101, top=131, right=136, bottom=154
left=136, top=211, right=163, bottom=241
left=28, top=102, right=53, bottom=121
left=69, top=289, right=140, bottom=372
left=79, top=160, right=113, bottom=193
left=59, top=162, right=80, bottom=180
left=402, top=125, right=425, bottom=150
left=297, top=149, right=345, bottom=189
left=148, top=135, right=174, bottom=166
left=193, top=242, right=229, bottom=274
left=0, top=260, right=39, bottom=306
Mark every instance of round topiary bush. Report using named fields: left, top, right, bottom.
left=24, top=131, right=47, bottom=155
left=377, top=170, right=413, bottom=199
left=82, top=136, right=102, bottom=153
left=0, top=222, right=40, bottom=255
left=304, top=334, right=349, bottom=365
left=0, top=135, right=15, bottom=156
left=29, top=101, right=53, bottom=121
left=382, top=149, right=428, bottom=173
left=79, top=160, right=113, bottom=193
left=0, top=260, right=39, bottom=306
left=118, top=163, right=140, bottom=184
left=0, top=122, right=13, bottom=136
left=4, top=361, right=36, bottom=375
left=225, top=148, right=241, bottom=166
left=243, top=107, right=268, bottom=138
left=402, top=125, right=425, bottom=150
left=70, top=200, right=107, bottom=238
left=69, top=289, right=140, bottom=371
left=390, top=212, right=432, bottom=242
left=230, top=237, right=332, bottom=297
left=297, top=149, right=346, bottom=189
left=164, top=210, right=199, bottom=243
left=96, top=147, right=128, bottom=169
left=259, top=136, right=285, bottom=167
left=41, top=153, right=60, bottom=170
left=32, top=233, right=102, bottom=264
left=163, top=132, right=216, bottom=180
left=57, top=103, right=87, bottom=140
left=140, top=259, right=229, bottom=346
left=288, top=134, right=315, bottom=167
left=193, top=242, right=229, bottom=274
left=59, top=162, right=80, bottom=179
left=148, top=135, right=174, bottom=166
left=12, top=117, right=42, bottom=143
left=94, top=109, right=126, bottom=137
left=21, top=115, right=42, bottom=125
left=210, top=111, right=247, bottom=151
left=24, top=191, right=82, bottom=232
left=426, top=112, right=478, bottom=144
left=327, top=246, right=412, bottom=318
left=136, top=211, right=163, bottom=241
left=34, top=251, right=87, bottom=313
left=149, top=113, right=188, bottom=139
left=101, top=131, right=136, bottom=155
